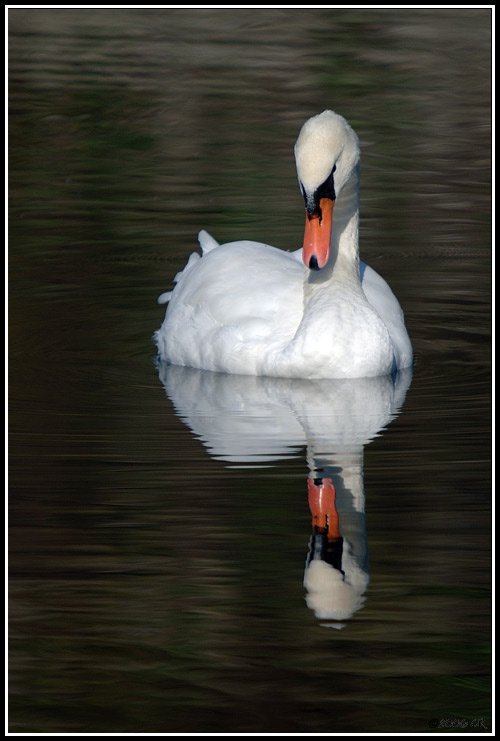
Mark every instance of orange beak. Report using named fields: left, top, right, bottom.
left=302, top=197, right=334, bottom=270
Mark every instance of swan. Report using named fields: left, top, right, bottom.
left=155, top=110, right=413, bottom=379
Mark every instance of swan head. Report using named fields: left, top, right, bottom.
left=295, top=110, right=360, bottom=270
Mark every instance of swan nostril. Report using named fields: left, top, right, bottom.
left=309, top=255, right=320, bottom=271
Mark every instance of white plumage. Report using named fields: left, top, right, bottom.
left=155, top=110, right=412, bottom=379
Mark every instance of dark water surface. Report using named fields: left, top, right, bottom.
left=9, top=9, right=491, bottom=734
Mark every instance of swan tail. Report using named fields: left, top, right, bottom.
left=198, top=229, right=220, bottom=255
left=157, top=291, right=173, bottom=305
left=173, top=251, right=200, bottom=283
left=157, top=231, right=220, bottom=304
left=172, top=230, right=219, bottom=283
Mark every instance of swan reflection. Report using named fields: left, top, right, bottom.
left=159, top=364, right=412, bottom=627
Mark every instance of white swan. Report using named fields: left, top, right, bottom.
left=155, top=110, right=413, bottom=379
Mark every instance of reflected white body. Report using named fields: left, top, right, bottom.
left=160, top=365, right=412, bottom=624
left=155, top=111, right=413, bottom=380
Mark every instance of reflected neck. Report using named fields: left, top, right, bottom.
left=307, top=449, right=365, bottom=514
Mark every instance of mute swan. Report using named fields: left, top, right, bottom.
left=155, top=110, right=413, bottom=379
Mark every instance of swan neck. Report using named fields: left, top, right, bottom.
left=330, top=167, right=360, bottom=274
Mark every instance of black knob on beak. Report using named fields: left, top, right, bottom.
left=309, top=255, right=320, bottom=271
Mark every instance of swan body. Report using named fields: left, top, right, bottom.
left=155, top=110, right=412, bottom=379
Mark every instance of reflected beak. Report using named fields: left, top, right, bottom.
left=302, top=197, right=334, bottom=270
left=307, top=477, right=340, bottom=540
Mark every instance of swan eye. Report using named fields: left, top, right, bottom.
left=315, top=164, right=336, bottom=203
left=301, top=165, right=336, bottom=216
